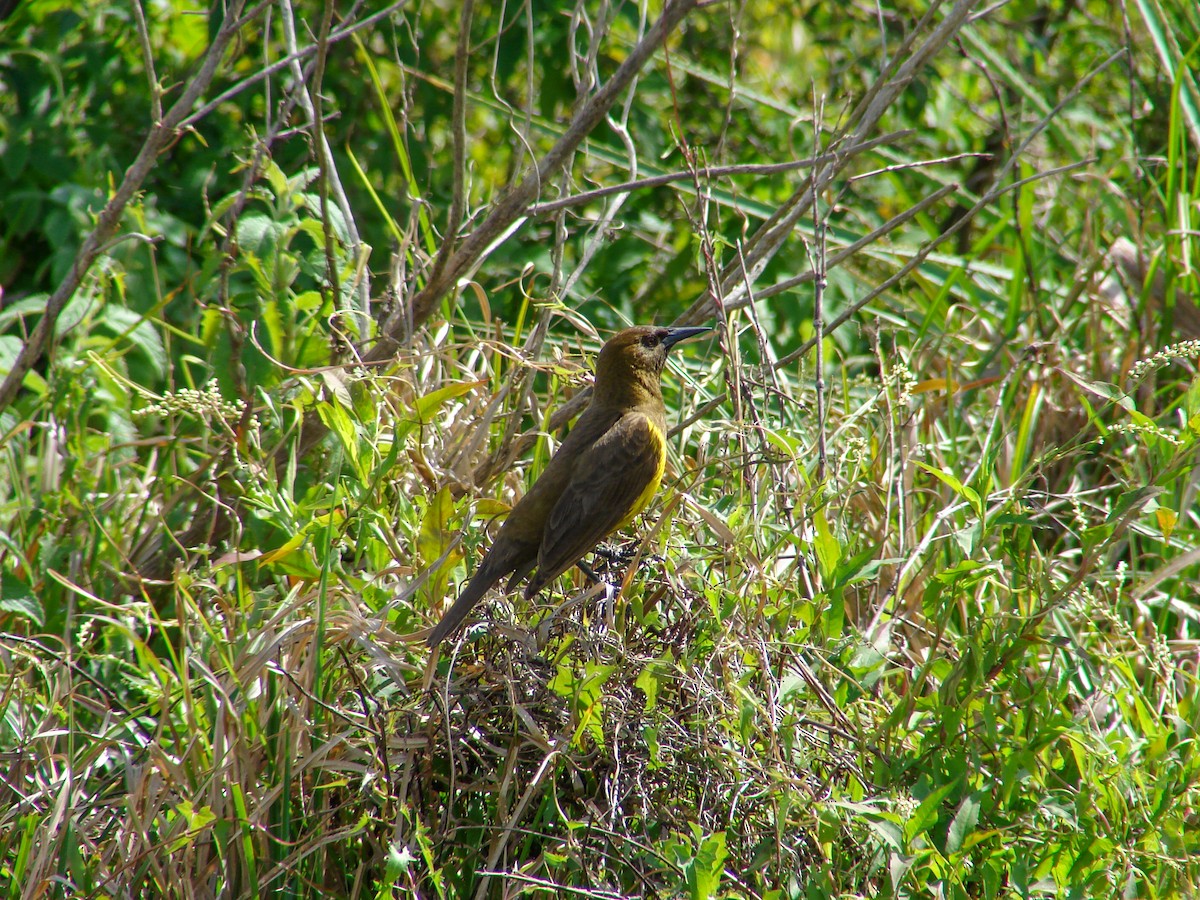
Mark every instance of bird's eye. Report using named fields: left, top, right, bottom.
left=641, top=334, right=659, bottom=348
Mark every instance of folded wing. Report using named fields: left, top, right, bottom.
left=524, top=411, right=665, bottom=598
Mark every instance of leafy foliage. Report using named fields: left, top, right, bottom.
left=1, top=0, right=1199, bottom=897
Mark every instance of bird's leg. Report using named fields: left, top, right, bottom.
left=574, top=557, right=622, bottom=631
left=576, top=558, right=602, bottom=584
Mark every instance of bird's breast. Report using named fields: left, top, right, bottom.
left=618, top=418, right=667, bottom=528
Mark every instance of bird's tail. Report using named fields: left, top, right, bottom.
left=426, top=546, right=520, bottom=648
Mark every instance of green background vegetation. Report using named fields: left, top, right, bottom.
left=2, top=0, right=1199, bottom=896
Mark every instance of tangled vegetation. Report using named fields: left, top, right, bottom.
left=1, top=0, right=1198, bottom=896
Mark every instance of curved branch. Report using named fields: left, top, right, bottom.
left=369, top=0, right=702, bottom=357
left=0, top=0, right=266, bottom=412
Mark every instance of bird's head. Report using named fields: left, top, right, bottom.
left=593, top=325, right=711, bottom=403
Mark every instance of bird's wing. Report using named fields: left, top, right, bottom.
left=528, top=411, right=665, bottom=595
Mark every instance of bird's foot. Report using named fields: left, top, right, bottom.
left=588, top=540, right=644, bottom=573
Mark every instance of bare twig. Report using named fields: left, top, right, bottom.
left=757, top=182, right=961, bottom=306
left=425, top=0, right=476, bottom=292
left=848, top=152, right=990, bottom=182
left=773, top=160, right=1095, bottom=374
left=279, top=0, right=370, bottom=315
left=809, top=95, right=828, bottom=483
left=527, top=131, right=914, bottom=216
left=674, top=0, right=985, bottom=327
left=370, top=0, right=702, bottom=354
left=180, top=2, right=411, bottom=129
left=129, top=0, right=162, bottom=122
left=0, top=0, right=266, bottom=412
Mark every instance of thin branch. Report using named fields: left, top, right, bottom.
left=0, top=0, right=261, bottom=412
left=769, top=51, right=1126, bottom=371
left=129, top=0, right=162, bottom=122
left=848, top=151, right=990, bottom=182
left=278, top=0, right=370, bottom=314
left=371, top=0, right=702, bottom=354
left=753, top=181, right=961, bottom=305
left=526, top=130, right=915, bottom=216
left=810, top=94, right=828, bottom=483
left=425, top=0, right=475, bottom=291
left=180, top=2, right=410, bottom=129
left=673, top=0, right=985, bottom=328
left=773, top=160, right=1095, bottom=373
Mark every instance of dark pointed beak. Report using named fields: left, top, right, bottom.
left=661, top=325, right=712, bottom=350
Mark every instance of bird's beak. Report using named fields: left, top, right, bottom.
left=661, top=325, right=712, bottom=350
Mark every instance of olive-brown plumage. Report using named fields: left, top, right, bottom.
left=427, top=324, right=709, bottom=648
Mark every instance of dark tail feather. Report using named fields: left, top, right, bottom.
left=426, top=568, right=497, bottom=647
left=427, top=542, right=527, bottom=647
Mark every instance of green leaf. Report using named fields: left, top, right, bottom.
left=688, top=828, right=727, bottom=900
left=418, top=487, right=462, bottom=600
left=393, top=380, right=484, bottom=444
left=0, top=336, right=24, bottom=381
left=1058, top=368, right=1133, bottom=411
left=915, top=462, right=982, bottom=518
left=100, top=305, right=168, bottom=378
left=0, top=573, right=43, bottom=626
left=551, top=662, right=617, bottom=749
left=316, top=396, right=362, bottom=477
left=946, top=794, right=981, bottom=854
left=635, top=655, right=672, bottom=711
left=1133, top=0, right=1200, bottom=142
left=811, top=508, right=841, bottom=582
left=906, top=779, right=959, bottom=841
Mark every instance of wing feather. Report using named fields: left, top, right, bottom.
left=526, top=412, right=664, bottom=595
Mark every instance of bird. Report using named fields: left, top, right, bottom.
left=426, top=324, right=711, bottom=648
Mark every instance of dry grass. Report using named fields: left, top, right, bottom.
left=3, top=0, right=1200, bottom=896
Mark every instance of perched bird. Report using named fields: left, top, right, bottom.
left=427, top=324, right=710, bottom=648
